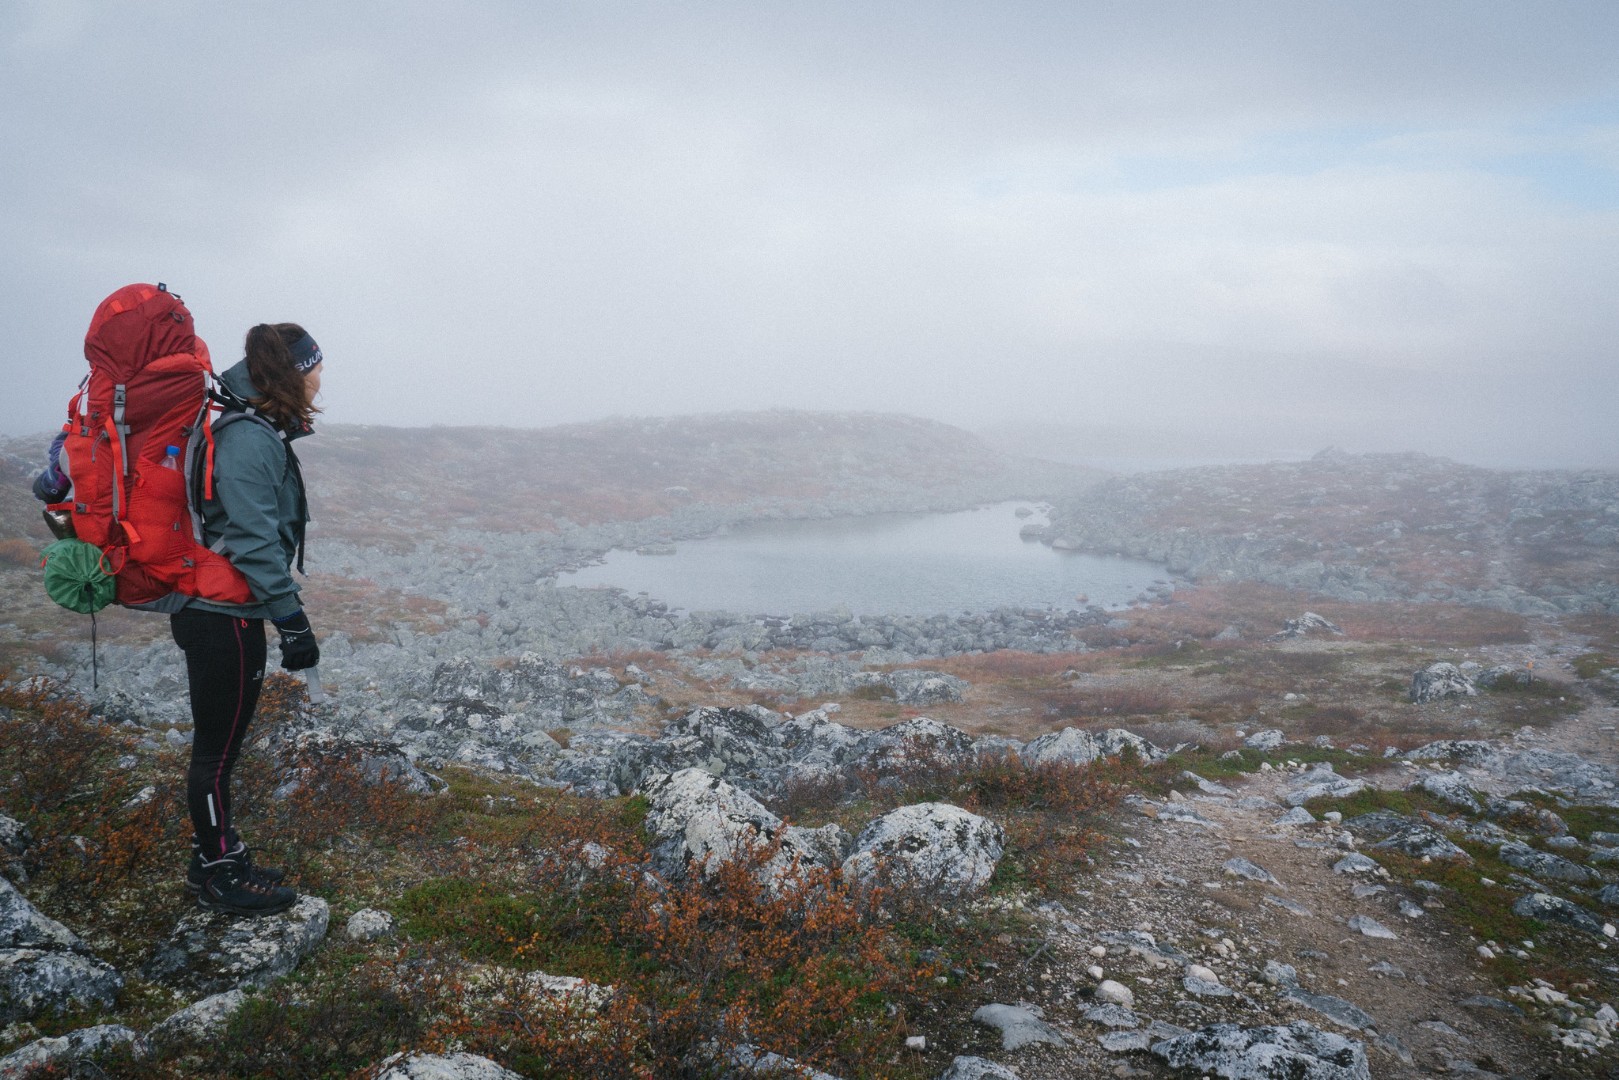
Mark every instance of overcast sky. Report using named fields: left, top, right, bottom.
left=3, top=2, right=1616, bottom=468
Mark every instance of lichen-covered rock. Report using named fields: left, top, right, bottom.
left=938, top=1056, right=1022, bottom=1080
left=0, top=948, right=124, bottom=1024
left=1497, top=842, right=1592, bottom=884
left=1243, top=729, right=1285, bottom=750
left=1269, top=613, right=1343, bottom=640
left=345, top=908, right=398, bottom=942
left=639, top=768, right=846, bottom=886
left=887, top=670, right=968, bottom=705
left=1409, top=770, right=1482, bottom=813
left=1022, top=727, right=1164, bottom=766
left=374, top=1051, right=528, bottom=1079
left=1150, top=1021, right=1369, bottom=1080
left=860, top=716, right=975, bottom=770
left=1282, top=990, right=1376, bottom=1031
left=1283, top=777, right=1367, bottom=808
left=842, top=803, right=1004, bottom=896
left=1372, top=823, right=1470, bottom=861
left=0, top=877, right=87, bottom=953
left=141, top=896, right=329, bottom=995
left=1513, top=892, right=1607, bottom=935
left=147, top=989, right=245, bottom=1048
left=0, top=1023, right=142, bottom=1075
left=1409, top=663, right=1477, bottom=704
left=0, top=816, right=32, bottom=859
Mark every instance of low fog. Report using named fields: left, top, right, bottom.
left=2, top=2, right=1616, bottom=470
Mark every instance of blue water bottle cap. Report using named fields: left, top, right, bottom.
left=165, top=445, right=180, bottom=456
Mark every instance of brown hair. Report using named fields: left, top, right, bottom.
left=244, top=323, right=320, bottom=429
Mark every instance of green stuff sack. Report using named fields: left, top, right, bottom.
left=41, top=539, right=116, bottom=614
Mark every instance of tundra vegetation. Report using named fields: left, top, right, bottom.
left=1, top=415, right=1617, bottom=1078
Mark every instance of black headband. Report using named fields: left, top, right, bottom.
left=289, top=333, right=323, bottom=374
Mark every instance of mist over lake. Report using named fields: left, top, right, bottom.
left=556, top=501, right=1165, bottom=616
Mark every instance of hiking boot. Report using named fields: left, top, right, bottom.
left=185, top=840, right=285, bottom=894
left=196, top=857, right=297, bottom=917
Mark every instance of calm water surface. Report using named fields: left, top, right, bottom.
left=557, top=502, right=1164, bottom=616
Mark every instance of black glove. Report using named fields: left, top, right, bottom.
left=272, top=609, right=320, bottom=671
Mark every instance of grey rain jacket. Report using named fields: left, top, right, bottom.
left=183, top=359, right=311, bottom=620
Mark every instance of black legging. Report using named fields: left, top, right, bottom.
left=170, top=609, right=266, bottom=861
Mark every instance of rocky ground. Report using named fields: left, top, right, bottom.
left=2, top=416, right=1618, bottom=1077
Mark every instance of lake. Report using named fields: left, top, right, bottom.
left=556, top=502, right=1165, bottom=617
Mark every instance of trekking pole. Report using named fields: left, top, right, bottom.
left=304, top=666, right=325, bottom=704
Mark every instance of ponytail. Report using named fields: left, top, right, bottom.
left=243, top=323, right=319, bottom=429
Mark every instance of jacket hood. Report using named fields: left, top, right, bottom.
left=218, top=358, right=314, bottom=440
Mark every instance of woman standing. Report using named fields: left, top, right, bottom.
left=171, top=322, right=325, bottom=916
left=37, top=320, right=326, bottom=916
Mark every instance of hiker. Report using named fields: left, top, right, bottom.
left=33, top=318, right=324, bottom=917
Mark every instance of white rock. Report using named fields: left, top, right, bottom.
left=842, top=802, right=1005, bottom=897
left=345, top=908, right=398, bottom=942
left=0, top=1024, right=143, bottom=1075
left=1094, top=979, right=1135, bottom=1007
left=374, top=1051, right=528, bottom=1079
left=937, top=1056, right=1021, bottom=1080
left=1347, top=915, right=1397, bottom=940
left=971, top=1003, right=1068, bottom=1050
left=1087, top=964, right=1105, bottom=981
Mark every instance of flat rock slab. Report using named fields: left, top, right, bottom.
left=1099, top=1029, right=1153, bottom=1052
left=1284, top=989, right=1377, bottom=1031
left=1185, top=974, right=1235, bottom=998
left=1346, top=915, right=1397, bottom=940
left=1083, top=1003, right=1140, bottom=1028
left=1264, top=895, right=1314, bottom=917
left=1223, top=857, right=1279, bottom=884
left=142, top=895, right=329, bottom=996
left=1151, top=1021, right=1369, bottom=1080
left=0, top=948, right=123, bottom=1024
left=972, top=1003, right=1069, bottom=1050
left=1332, top=854, right=1380, bottom=875
left=938, top=1057, right=1022, bottom=1080
left=374, top=1051, right=528, bottom=1079
left=1284, top=778, right=1367, bottom=808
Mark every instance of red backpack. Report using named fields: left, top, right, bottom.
left=47, top=283, right=254, bottom=609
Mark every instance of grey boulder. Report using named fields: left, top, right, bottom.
left=843, top=803, right=1005, bottom=896
left=0, top=948, right=124, bottom=1025
left=1151, top=1021, right=1369, bottom=1080
left=1022, top=727, right=1164, bottom=766
left=142, top=895, right=330, bottom=995
left=1409, top=663, right=1476, bottom=704
left=640, top=768, right=848, bottom=886
left=147, top=989, right=246, bottom=1048
left=1497, top=842, right=1592, bottom=885
left=0, top=876, right=123, bottom=1023
left=1513, top=892, right=1607, bottom=935
left=374, top=1051, right=528, bottom=1079
left=0, top=1024, right=142, bottom=1076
